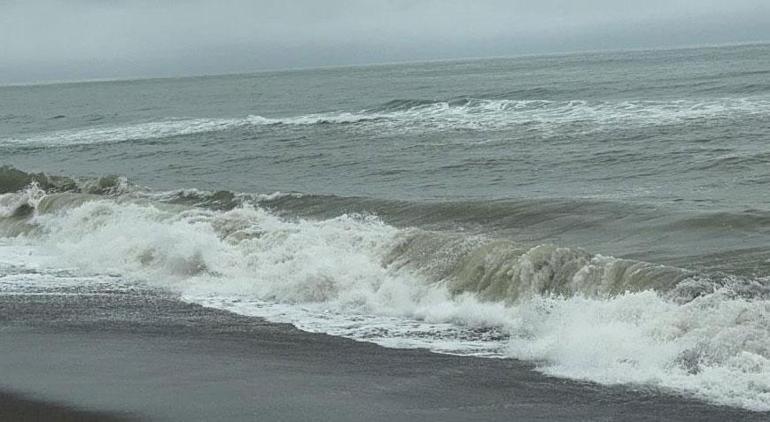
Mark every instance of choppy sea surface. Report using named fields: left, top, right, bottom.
left=2, top=44, right=770, bottom=411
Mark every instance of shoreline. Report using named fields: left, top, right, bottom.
left=1, top=289, right=767, bottom=421
left=0, top=390, right=134, bottom=422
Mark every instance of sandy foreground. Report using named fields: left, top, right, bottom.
left=0, top=289, right=766, bottom=422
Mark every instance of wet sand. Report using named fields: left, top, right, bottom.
left=0, top=391, right=133, bottom=422
left=0, top=290, right=766, bottom=422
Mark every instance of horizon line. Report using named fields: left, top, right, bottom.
left=2, top=39, right=768, bottom=89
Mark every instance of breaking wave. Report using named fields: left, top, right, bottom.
left=3, top=97, right=770, bottom=147
left=0, top=173, right=768, bottom=411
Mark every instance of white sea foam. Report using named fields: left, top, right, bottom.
left=0, top=118, right=243, bottom=147
left=1, top=194, right=768, bottom=411
left=0, top=183, right=46, bottom=217
left=4, top=97, right=770, bottom=147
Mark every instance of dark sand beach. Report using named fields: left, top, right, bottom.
left=0, top=391, right=132, bottom=422
left=1, top=288, right=766, bottom=422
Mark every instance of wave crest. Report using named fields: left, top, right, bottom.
left=1, top=177, right=769, bottom=411
left=4, top=96, right=769, bottom=147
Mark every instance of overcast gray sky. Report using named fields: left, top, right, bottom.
left=1, top=0, right=769, bottom=84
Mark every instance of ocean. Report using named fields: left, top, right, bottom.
left=1, top=43, right=769, bottom=412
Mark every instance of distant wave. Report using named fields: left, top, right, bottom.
left=3, top=96, right=770, bottom=147
left=1, top=169, right=769, bottom=411
left=0, top=118, right=244, bottom=147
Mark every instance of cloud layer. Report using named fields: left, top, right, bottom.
left=1, top=0, right=769, bottom=83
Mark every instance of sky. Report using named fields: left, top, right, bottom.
left=1, top=0, right=770, bottom=84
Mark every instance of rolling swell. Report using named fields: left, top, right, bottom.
left=385, top=234, right=695, bottom=302
left=4, top=96, right=770, bottom=148
left=6, top=166, right=770, bottom=275
left=1, top=187, right=697, bottom=301
left=0, top=167, right=764, bottom=302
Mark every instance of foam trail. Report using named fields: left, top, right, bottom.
left=0, top=189, right=768, bottom=411
left=4, top=97, right=770, bottom=147
left=0, top=118, right=244, bottom=147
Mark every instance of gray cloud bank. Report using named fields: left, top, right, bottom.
left=1, top=0, right=769, bottom=83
